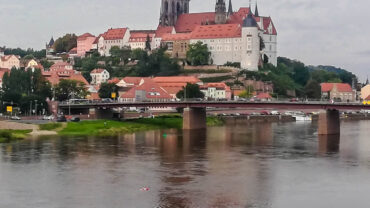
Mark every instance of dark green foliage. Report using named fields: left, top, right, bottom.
left=304, top=80, right=321, bottom=99
left=54, top=79, right=89, bottom=101
left=98, top=83, right=118, bottom=99
left=176, top=83, right=204, bottom=99
left=186, top=41, right=211, bottom=66
left=224, top=62, right=241, bottom=68
left=4, top=48, right=46, bottom=59
left=53, top=34, right=77, bottom=53
left=0, top=68, right=52, bottom=114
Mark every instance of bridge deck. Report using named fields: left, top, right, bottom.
left=58, top=101, right=370, bottom=111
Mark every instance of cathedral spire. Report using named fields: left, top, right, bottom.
left=366, top=76, right=369, bottom=85
left=255, top=1, right=259, bottom=17
left=227, top=0, right=233, bottom=16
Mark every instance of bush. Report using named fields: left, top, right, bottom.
left=39, top=123, right=62, bottom=131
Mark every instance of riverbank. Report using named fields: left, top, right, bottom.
left=0, top=129, right=33, bottom=143
left=58, top=116, right=223, bottom=137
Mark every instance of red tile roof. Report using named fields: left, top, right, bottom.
left=78, top=33, right=95, bottom=41
left=69, top=47, right=77, bottom=54
left=121, top=77, right=151, bottom=86
left=175, top=12, right=215, bottom=33
left=91, top=68, right=106, bottom=74
left=162, top=33, right=191, bottom=41
left=200, top=82, right=231, bottom=91
left=152, top=76, right=201, bottom=84
left=121, top=80, right=172, bottom=99
left=50, top=62, right=73, bottom=71
left=43, top=70, right=89, bottom=85
left=256, top=92, right=272, bottom=99
left=129, top=32, right=154, bottom=42
left=0, top=55, right=19, bottom=62
left=155, top=26, right=175, bottom=38
left=102, top=28, right=128, bottom=40
left=321, top=83, right=353, bottom=93
left=87, top=92, right=100, bottom=100
left=191, top=24, right=241, bottom=39
left=108, top=77, right=120, bottom=84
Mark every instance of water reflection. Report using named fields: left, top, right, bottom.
left=1, top=121, right=370, bottom=208
left=318, top=134, right=340, bottom=155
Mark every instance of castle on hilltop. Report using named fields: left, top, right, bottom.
left=158, top=0, right=277, bottom=69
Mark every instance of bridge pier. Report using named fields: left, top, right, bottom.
left=318, top=109, right=340, bottom=135
left=183, top=107, right=207, bottom=130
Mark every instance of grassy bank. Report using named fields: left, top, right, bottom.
left=58, top=116, right=224, bottom=136
left=0, top=130, right=33, bottom=143
left=39, top=123, right=63, bottom=131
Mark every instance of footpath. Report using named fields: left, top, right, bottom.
left=0, top=120, right=57, bottom=136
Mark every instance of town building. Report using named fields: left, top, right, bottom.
left=321, top=83, right=356, bottom=102
left=42, top=70, right=89, bottom=86
left=0, top=47, right=4, bottom=57
left=154, top=26, right=176, bottom=49
left=244, top=79, right=274, bottom=94
left=0, top=55, right=20, bottom=69
left=159, top=0, right=190, bottom=27
left=162, top=33, right=190, bottom=59
left=152, top=76, right=202, bottom=98
left=361, top=84, right=370, bottom=100
left=129, top=31, right=155, bottom=50
left=49, top=62, right=73, bottom=72
left=200, top=82, right=231, bottom=100
left=120, top=79, right=173, bottom=102
left=77, top=33, right=96, bottom=57
left=25, top=59, right=44, bottom=71
left=90, top=69, right=110, bottom=85
left=98, top=28, right=130, bottom=56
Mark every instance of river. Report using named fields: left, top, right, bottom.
left=1, top=120, right=370, bottom=208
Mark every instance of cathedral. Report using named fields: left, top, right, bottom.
left=158, top=0, right=278, bottom=70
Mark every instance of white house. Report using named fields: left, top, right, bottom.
left=98, top=28, right=130, bottom=56
left=90, top=69, right=110, bottom=85
left=200, top=83, right=232, bottom=100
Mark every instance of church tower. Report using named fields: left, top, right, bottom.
left=215, top=0, right=227, bottom=24
left=160, top=0, right=190, bottom=26
left=241, top=7, right=260, bottom=71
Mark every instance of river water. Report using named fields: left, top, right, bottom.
left=1, top=120, right=370, bottom=208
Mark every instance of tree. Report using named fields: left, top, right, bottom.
left=54, top=79, right=89, bottom=101
left=98, top=83, right=118, bottom=99
left=176, top=83, right=204, bottom=99
left=110, top=46, right=132, bottom=64
left=304, top=80, right=321, bottom=99
left=145, top=34, right=151, bottom=51
left=53, top=34, right=77, bottom=53
left=239, top=85, right=255, bottom=98
left=186, top=41, right=211, bottom=66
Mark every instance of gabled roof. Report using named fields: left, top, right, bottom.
left=321, top=83, right=353, bottom=93
left=120, top=79, right=172, bottom=99
left=129, top=32, right=154, bottom=42
left=191, top=24, right=241, bottom=39
left=155, top=26, right=175, bottom=38
left=102, top=28, right=128, bottom=40
left=0, top=55, right=19, bottom=62
left=78, top=33, right=95, bottom=41
left=175, top=12, right=215, bottom=33
left=152, top=76, right=201, bottom=84
left=91, top=68, right=107, bottom=74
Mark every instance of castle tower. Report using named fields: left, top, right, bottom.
left=160, top=0, right=190, bottom=26
left=215, top=0, right=227, bottom=24
left=255, top=1, right=259, bottom=17
left=241, top=8, right=260, bottom=71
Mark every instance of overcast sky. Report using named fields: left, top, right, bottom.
left=0, top=0, right=369, bottom=81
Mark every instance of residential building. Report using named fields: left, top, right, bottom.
left=154, top=26, right=176, bottom=49
left=321, top=83, right=356, bottom=102
left=98, top=28, right=130, bottom=56
left=42, top=70, right=89, bottom=86
left=129, top=31, right=155, bottom=50
left=90, top=69, right=110, bottom=85
left=0, top=47, right=4, bottom=57
left=200, top=82, right=231, bottom=100
left=77, top=33, right=96, bottom=57
left=49, top=62, right=73, bottom=72
left=25, top=59, right=44, bottom=71
left=161, top=33, right=190, bottom=59
left=361, top=84, right=370, bottom=100
left=0, top=55, right=20, bottom=69
left=152, top=76, right=202, bottom=98
left=120, top=79, right=173, bottom=102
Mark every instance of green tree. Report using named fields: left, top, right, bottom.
left=110, top=46, right=132, bottom=64
left=176, top=83, right=204, bottom=99
left=145, top=34, right=151, bottom=51
left=53, top=34, right=77, bottom=53
left=98, top=83, right=118, bottom=99
left=54, top=79, right=89, bottom=101
left=239, top=86, right=255, bottom=98
left=186, top=41, right=211, bottom=66
left=304, top=80, right=321, bottom=99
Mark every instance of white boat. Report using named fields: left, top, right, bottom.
left=292, top=113, right=312, bottom=122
